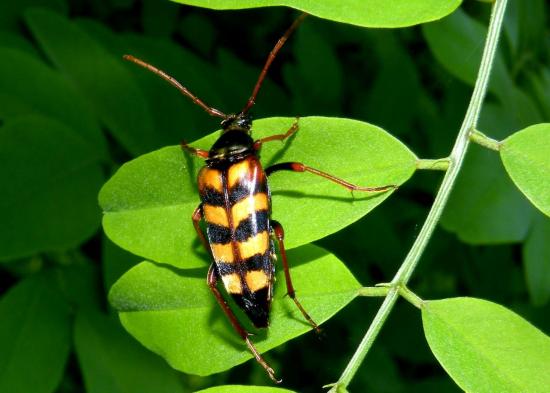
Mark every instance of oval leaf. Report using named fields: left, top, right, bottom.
left=422, top=297, right=550, bottom=393
left=171, top=0, right=462, bottom=28
left=100, top=116, right=416, bottom=268
left=109, top=244, right=361, bottom=376
left=196, top=386, right=296, bottom=393
left=500, top=123, right=550, bottom=217
left=0, top=116, right=103, bottom=260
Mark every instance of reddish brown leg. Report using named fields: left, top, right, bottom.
left=266, top=162, right=397, bottom=192
left=271, top=220, right=321, bottom=334
left=207, top=264, right=281, bottom=383
left=192, top=204, right=211, bottom=257
left=253, top=118, right=299, bottom=150
left=181, top=140, right=209, bottom=159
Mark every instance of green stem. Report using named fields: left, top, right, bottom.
left=416, top=158, right=450, bottom=171
left=329, top=1, right=508, bottom=390
left=357, top=286, right=390, bottom=297
left=470, top=129, right=501, bottom=151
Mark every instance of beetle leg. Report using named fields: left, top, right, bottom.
left=207, top=264, right=281, bottom=383
left=266, top=162, right=397, bottom=192
left=192, top=203, right=212, bottom=257
left=271, top=220, right=321, bottom=334
left=253, top=117, right=299, bottom=150
left=181, top=140, right=209, bottom=159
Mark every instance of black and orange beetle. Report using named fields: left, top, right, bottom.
left=124, top=13, right=394, bottom=382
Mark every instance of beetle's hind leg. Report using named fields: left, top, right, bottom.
left=271, top=220, right=321, bottom=334
left=207, top=264, right=281, bottom=383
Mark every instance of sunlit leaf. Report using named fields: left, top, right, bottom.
left=170, top=0, right=462, bottom=28
left=195, top=386, right=296, bottom=393
left=422, top=297, right=550, bottom=393
left=500, top=123, right=550, bottom=217
left=100, top=117, right=415, bottom=267
left=109, top=245, right=360, bottom=376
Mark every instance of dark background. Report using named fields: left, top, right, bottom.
left=0, top=0, right=549, bottom=392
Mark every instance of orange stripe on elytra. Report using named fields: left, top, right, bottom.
left=245, top=270, right=269, bottom=292
left=238, top=231, right=269, bottom=260
left=221, top=273, right=242, bottom=294
left=211, top=242, right=234, bottom=263
left=228, top=159, right=250, bottom=188
left=198, top=167, right=223, bottom=192
left=231, top=193, right=269, bottom=226
left=203, top=205, right=229, bottom=227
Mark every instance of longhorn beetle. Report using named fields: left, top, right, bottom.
left=124, top=13, right=394, bottom=383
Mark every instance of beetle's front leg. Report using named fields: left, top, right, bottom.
left=271, top=220, right=321, bottom=334
left=253, top=117, right=299, bottom=150
left=181, top=140, right=209, bottom=159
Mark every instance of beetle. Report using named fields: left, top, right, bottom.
left=124, top=13, right=394, bottom=382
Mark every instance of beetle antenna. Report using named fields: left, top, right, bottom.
left=240, top=12, right=308, bottom=115
left=123, top=54, right=227, bottom=119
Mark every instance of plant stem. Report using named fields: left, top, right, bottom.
left=329, top=1, right=508, bottom=390
left=470, top=129, right=501, bottom=151
left=416, top=158, right=450, bottom=171
left=357, top=286, right=390, bottom=297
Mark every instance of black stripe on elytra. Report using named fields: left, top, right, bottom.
left=206, top=210, right=270, bottom=245
left=234, top=210, right=269, bottom=241
left=200, top=187, right=225, bottom=206
left=216, top=251, right=273, bottom=276
left=228, top=181, right=268, bottom=205
left=206, top=224, right=231, bottom=244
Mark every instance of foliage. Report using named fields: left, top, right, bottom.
left=0, top=0, right=549, bottom=393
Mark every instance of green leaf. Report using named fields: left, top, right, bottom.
left=170, top=0, right=462, bottom=28
left=0, top=116, right=103, bottom=261
left=523, top=212, right=550, bottom=306
left=195, top=386, right=296, bottom=393
left=422, top=297, right=550, bottom=393
left=100, top=116, right=416, bottom=268
left=422, top=8, right=513, bottom=100
left=109, top=244, right=361, bottom=376
left=75, top=309, right=186, bottom=393
left=25, top=8, right=159, bottom=156
left=0, top=47, right=107, bottom=156
left=0, top=272, right=71, bottom=393
left=500, top=123, right=550, bottom=217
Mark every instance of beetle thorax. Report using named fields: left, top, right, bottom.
left=208, top=129, right=254, bottom=162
